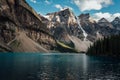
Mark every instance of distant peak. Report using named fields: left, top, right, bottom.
left=46, top=8, right=73, bottom=16
left=59, top=8, right=73, bottom=13
left=78, top=13, right=90, bottom=19
left=98, top=18, right=109, bottom=23
left=78, top=13, right=90, bottom=22
left=114, top=17, right=120, bottom=20
left=62, top=8, right=70, bottom=11
left=79, top=13, right=89, bottom=16
left=112, top=17, right=120, bottom=24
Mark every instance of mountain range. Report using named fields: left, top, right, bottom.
left=0, top=0, right=120, bottom=53
left=41, top=8, right=120, bottom=52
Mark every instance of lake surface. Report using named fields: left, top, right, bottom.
left=0, top=53, right=120, bottom=80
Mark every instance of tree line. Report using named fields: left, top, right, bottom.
left=87, top=34, right=120, bottom=57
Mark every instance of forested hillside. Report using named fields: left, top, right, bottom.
left=87, top=35, right=120, bottom=56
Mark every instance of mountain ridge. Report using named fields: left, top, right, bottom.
left=41, top=8, right=120, bottom=52
left=0, top=0, right=120, bottom=52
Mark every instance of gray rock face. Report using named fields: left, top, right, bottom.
left=78, top=13, right=97, bottom=41
left=42, top=9, right=120, bottom=52
left=44, top=9, right=92, bottom=52
left=79, top=14, right=120, bottom=41
left=1, top=0, right=119, bottom=52
left=96, top=18, right=120, bottom=37
left=112, top=17, right=120, bottom=30
left=0, top=0, right=56, bottom=52
left=98, top=18, right=114, bottom=29
left=46, top=8, right=83, bottom=42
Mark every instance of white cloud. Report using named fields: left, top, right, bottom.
left=45, top=0, right=51, bottom=4
left=113, top=13, right=120, bottom=17
left=54, top=4, right=73, bottom=11
left=92, top=12, right=120, bottom=22
left=64, top=6, right=73, bottom=11
left=55, top=4, right=63, bottom=10
left=73, top=0, right=113, bottom=11
left=30, top=0, right=37, bottom=3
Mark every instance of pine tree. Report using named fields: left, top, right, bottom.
left=87, top=34, right=120, bottom=56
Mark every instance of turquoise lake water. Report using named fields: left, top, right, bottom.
left=0, top=53, right=120, bottom=80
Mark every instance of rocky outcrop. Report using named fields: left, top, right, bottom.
left=96, top=18, right=120, bottom=37
left=45, top=9, right=91, bottom=52
left=0, top=0, right=56, bottom=52
left=112, top=17, right=120, bottom=30
left=44, top=10, right=120, bottom=52
left=78, top=13, right=97, bottom=41
left=46, top=8, right=83, bottom=42
left=1, top=0, right=119, bottom=53
left=78, top=14, right=120, bottom=41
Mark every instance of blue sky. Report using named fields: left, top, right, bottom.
left=26, top=0, right=120, bottom=21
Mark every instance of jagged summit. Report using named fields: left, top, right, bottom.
left=112, top=17, right=120, bottom=24
left=112, top=17, right=120, bottom=30
left=1, top=0, right=120, bottom=52
left=45, top=7, right=77, bottom=31
left=114, top=17, right=120, bottom=20
left=78, top=13, right=91, bottom=25
left=41, top=8, right=120, bottom=52
left=46, top=8, right=76, bottom=23
left=46, top=8, right=71, bottom=15
left=98, top=18, right=114, bottom=29
left=43, top=9, right=92, bottom=52
left=98, top=18, right=109, bottom=23
left=79, top=13, right=90, bottom=20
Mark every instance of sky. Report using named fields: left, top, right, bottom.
left=26, top=0, right=120, bottom=21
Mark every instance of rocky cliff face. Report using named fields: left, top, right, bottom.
left=45, top=9, right=83, bottom=42
left=78, top=13, right=97, bottom=41
left=78, top=14, right=120, bottom=41
left=96, top=18, right=117, bottom=37
left=45, top=9, right=92, bottom=52
left=43, top=9, right=120, bottom=52
left=1, top=0, right=119, bottom=52
left=0, top=0, right=56, bottom=52
left=112, top=17, right=120, bottom=30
